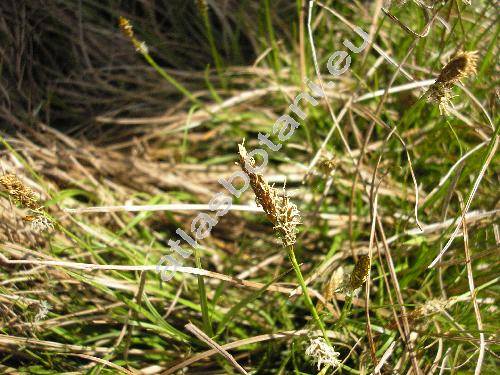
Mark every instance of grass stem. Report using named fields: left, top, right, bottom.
left=287, top=245, right=330, bottom=344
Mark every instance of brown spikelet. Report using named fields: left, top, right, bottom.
left=0, top=174, right=40, bottom=210
left=118, top=16, right=134, bottom=39
left=427, top=51, right=478, bottom=115
left=238, top=143, right=300, bottom=247
left=349, top=255, right=370, bottom=290
left=118, top=16, right=148, bottom=54
left=436, top=50, right=478, bottom=85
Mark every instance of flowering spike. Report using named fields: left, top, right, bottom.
left=238, top=143, right=300, bottom=247
left=305, top=337, right=341, bottom=370
left=0, top=174, right=40, bottom=210
left=426, top=51, right=478, bottom=115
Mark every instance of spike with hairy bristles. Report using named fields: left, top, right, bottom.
left=238, top=143, right=300, bottom=247
left=29, top=215, right=54, bottom=233
left=436, top=51, right=478, bottom=85
left=426, top=51, right=478, bottom=115
left=1, top=174, right=54, bottom=233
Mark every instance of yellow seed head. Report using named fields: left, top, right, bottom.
left=0, top=174, right=40, bottom=210
left=119, top=16, right=134, bottom=39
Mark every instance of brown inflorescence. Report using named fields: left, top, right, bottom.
left=317, top=156, right=337, bottom=176
left=0, top=174, right=40, bottom=210
left=427, top=50, right=478, bottom=115
left=0, top=174, right=53, bottom=233
left=349, top=255, right=370, bottom=290
left=435, top=50, right=478, bottom=85
left=118, top=16, right=134, bottom=39
left=118, top=16, right=148, bottom=54
left=238, top=143, right=301, bottom=247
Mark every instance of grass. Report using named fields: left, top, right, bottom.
left=0, top=0, right=498, bottom=373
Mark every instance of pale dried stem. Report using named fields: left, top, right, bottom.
left=365, top=191, right=379, bottom=365
left=372, top=341, right=396, bottom=375
left=185, top=322, right=248, bottom=375
left=458, top=194, right=485, bottom=375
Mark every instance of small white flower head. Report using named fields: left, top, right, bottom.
left=427, top=82, right=456, bottom=115
left=305, top=337, right=341, bottom=370
left=35, top=300, right=51, bottom=321
left=135, top=41, right=149, bottom=54
left=30, top=214, right=54, bottom=233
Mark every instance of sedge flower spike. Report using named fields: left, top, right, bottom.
left=427, top=50, right=478, bottom=115
left=0, top=174, right=54, bottom=233
left=333, top=255, right=370, bottom=297
left=0, top=174, right=39, bottom=210
left=305, top=337, right=341, bottom=370
left=29, top=215, right=54, bottom=233
left=349, top=255, right=370, bottom=290
left=238, top=143, right=300, bottom=247
left=119, top=16, right=149, bottom=54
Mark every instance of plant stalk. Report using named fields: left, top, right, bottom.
left=287, top=245, right=330, bottom=344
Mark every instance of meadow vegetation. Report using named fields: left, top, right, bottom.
left=0, top=0, right=498, bottom=373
